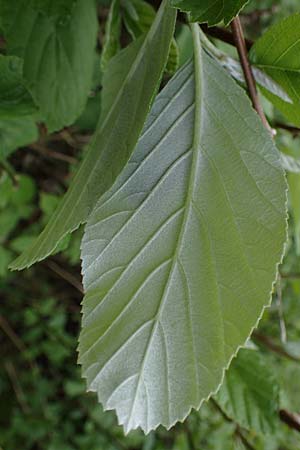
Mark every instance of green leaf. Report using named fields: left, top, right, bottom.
left=0, top=55, right=37, bottom=118
left=101, top=0, right=121, bottom=71
left=287, top=173, right=300, bottom=254
left=215, top=348, right=279, bottom=434
left=250, top=14, right=300, bottom=126
left=0, top=247, right=13, bottom=277
left=78, top=25, right=287, bottom=433
left=122, top=0, right=178, bottom=75
left=0, top=117, right=38, bottom=161
left=177, top=24, right=193, bottom=68
left=0, top=0, right=98, bottom=131
left=222, top=57, right=292, bottom=105
left=280, top=153, right=300, bottom=173
left=31, top=0, right=77, bottom=19
left=0, top=55, right=38, bottom=159
left=10, top=0, right=177, bottom=271
left=171, top=0, right=249, bottom=26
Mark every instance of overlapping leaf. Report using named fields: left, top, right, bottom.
left=122, top=0, right=178, bottom=74
left=10, top=0, right=177, bottom=270
left=78, top=26, right=287, bottom=433
left=250, top=14, right=300, bottom=126
left=0, top=0, right=98, bottom=131
left=287, top=173, right=300, bottom=254
left=0, top=55, right=38, bottom=160
left=101, top=0, right=121, bottom=71
left=215, top=348, right=279, bottom=434
left=171, top=0, right=249, bottom=26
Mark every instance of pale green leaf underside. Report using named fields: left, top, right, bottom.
left=215, top=348, right=279, bottom=434
left=79, top=29, right=287, bottom=433
left=10, top=0, right=176, bottom=271
left=250, top=14, right=300, bottom=126
left=171, top=0, right=249, bottom=26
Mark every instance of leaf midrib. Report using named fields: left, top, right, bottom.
left=125, top=24, right=204, bottom=430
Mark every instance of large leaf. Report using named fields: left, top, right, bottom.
left=215, top=348, right=280, bottom=434
left=250, top=15, right=300, bottom=126
left=171, top=0, right=249, bottom=26
left=10, top=0, right=177, bottom=270
left=0, top=0, right=98, bottom=131
left=78, top=25, right=287, bottom=433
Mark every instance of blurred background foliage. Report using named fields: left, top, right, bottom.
left=1, top=0, right=300, bottom=449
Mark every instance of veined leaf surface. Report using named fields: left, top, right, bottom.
left=250, top=15, right=300, bottom=126
left=0, top=0, right=98, bottom=131
left=171, top=0, right=249, bottom=26
left=215, top=348, right=280, bottom=434
left=10, top=0, right=176, bottom=270
left=78, top=25, right=287, bottom=433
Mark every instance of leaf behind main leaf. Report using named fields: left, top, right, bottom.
left=0, top=0, right=98, bottom=131
left=215, top=348, right=280, bottom=434
left=78, top=27, right=287, bottom=433
left=10, top=0, right=177, bottom=271
left=171, top=0, right=249, bottom=26
left=250, top=14, right=300, bottom=126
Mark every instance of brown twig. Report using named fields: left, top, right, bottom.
left=201, top=24, right=253, bottom=51
left=29, top=143, right=77, bottom=165
left=0, top=314, right=27, bottom=354
left=253, top=331, right=300, bottom=363
left=45, top=260, right=84, bottom=294
left=279, top=409, right=300, bottom=432
left=5, top=361, right=31, bottom=414
left=231, top=17, right=273, bottom=134
left=274, top=121, right=300, bottom=137
left=211, top=399, right=257, bottom=450
left=281, top=272, right=300, bottom=280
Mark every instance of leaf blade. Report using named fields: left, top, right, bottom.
left=10, top=0, right=177, bottom=271
left=78, top=27, right=287, bottom=433
left=170, top=0, right=249, bottom=26
left=1, top=0, right=98, bottom=131
left=215, top=348, right=280, bottom=434
left=250, top=14, right=300, bottom=126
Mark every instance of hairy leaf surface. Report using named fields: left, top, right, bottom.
left=10, top=0, right=177, bottom=270
left=78, top=26, right=287, bottom=433
left=215, top=349, right=279, bottom=434
left=250, top=15, right=300, bottom=126
left=171, top=0, right=249, bottom=26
